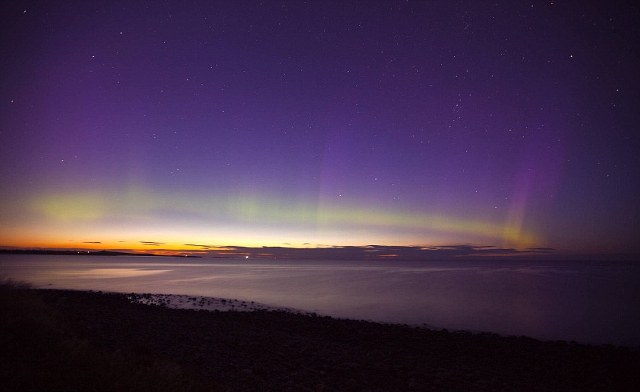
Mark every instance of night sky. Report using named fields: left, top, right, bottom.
left=1, top=1, right=639, bottom=256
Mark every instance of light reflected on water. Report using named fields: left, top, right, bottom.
left=58, top=268, right=171, bottom=278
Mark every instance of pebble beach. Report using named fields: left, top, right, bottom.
left=2, top=285, right=639, bottom=391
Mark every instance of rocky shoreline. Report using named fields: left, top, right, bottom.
left=2, top=285, right=639, bottom=391
left=126, top=292, right=304, bottom=314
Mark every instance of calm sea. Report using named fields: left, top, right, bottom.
left=2, top=254, right=639, bottom=346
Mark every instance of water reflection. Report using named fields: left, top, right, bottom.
left=57, top=268, right=171, bottom=278
left=2, top=254, right=639, bottom=346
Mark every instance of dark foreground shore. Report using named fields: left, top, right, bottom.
left=1, top=284, right=638, bottom=391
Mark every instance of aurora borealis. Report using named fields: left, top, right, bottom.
left=1, top=1, right=639, bottom=256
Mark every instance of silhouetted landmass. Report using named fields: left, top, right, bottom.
left=2, top=245, right=638, bottom=261
left=1, top=281, right=638, bottom=391
left=183, top=244, right=558, bottom=261
left=0, top=249, right=201, bottom=258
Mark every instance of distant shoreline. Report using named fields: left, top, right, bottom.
left=2, top=245, right=639, bottom=262
left=0, top=249, right=201, bottom=258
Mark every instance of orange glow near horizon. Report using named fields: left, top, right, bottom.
left=0, top=188, right=542, bottom=253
